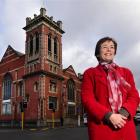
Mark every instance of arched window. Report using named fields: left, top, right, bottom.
left=49, top=80, right=57, bottom=92
left=29, top=35, right=33, bottom=56
left=49, top=96, right=57, bottom=110
left=67, top=79, right=75, bottom=102
left=48, top=34, right=51, bottom=52
left=35, top=32, right=39, bottom=54
left=2, top=101, right=11, bottom=115
left=54, top=37, right=57, bottom=55
left=48, top=34, right=52, bottom=59
left=67, top=105, right=75, bottom=116
left=3, top=73, right=12, bottom=100
left=54, top=37, right=58, bottom=62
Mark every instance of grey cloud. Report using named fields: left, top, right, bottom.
left=0, top=0, right=140, bottom=90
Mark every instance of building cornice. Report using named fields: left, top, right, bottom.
left=23, top=70, right=64, bottom=80
left=23, top=15, right=65, bottom=34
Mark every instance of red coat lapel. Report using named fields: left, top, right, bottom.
left=94, top=65, right=108, bottom=86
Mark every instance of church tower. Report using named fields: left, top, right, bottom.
left=23, top=7, right=65, bottom=125
left=23, top=8, right=64, bottom=73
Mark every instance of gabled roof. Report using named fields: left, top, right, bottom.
left=63, top=65, right=78, bottom=78
left=0, top=45, right=24, bottom=63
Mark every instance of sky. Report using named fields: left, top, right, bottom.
left=0, top=0, right=140, bottom=91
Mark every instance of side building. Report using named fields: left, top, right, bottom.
left=0, top=8, right=82, bottom=127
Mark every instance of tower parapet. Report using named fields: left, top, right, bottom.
left=40, top=7, right=46, bottom=16
left=23, top=8, right=64, bottom=34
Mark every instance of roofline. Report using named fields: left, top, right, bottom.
left=23, top=16, right=65, bottom=34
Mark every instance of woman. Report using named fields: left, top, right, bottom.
left=81, top=37, right=139, bottom=140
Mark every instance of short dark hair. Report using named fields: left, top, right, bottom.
left=95, top=37, right=117, bottom=61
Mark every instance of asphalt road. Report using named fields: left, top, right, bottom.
left=0, top=127, right=88, bottom=140
left=0, top=125, right=140, bottom=140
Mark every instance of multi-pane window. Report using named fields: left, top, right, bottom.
left=67, top=79, right=75, bottom=102
left=49, top=64, right=57, bottom=73
left=67, top=105, right=75, bottom=116
left=3, top=74, right=12, bottom=100
left=29, top=35, right=33, bottom=56
left=49, top=80, right=57, bottom=93
left=2, top=101, right=11, bottom=115
left=49, top=83, right=57, bottom=92
left=53, top=66, right=57, bottom=73
left=49, top=96, right=57, bottom=110
left=35, top=32, right=39, bottom=54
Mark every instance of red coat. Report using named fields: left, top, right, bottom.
left=81, top=65, right=139, bottom=140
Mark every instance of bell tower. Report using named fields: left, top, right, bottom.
left=23, top=7, right=65, bottom=125
left=23, top=7, right=65, bottom=74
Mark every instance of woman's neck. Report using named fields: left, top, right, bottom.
left=99, top=60, right=113, bottom=64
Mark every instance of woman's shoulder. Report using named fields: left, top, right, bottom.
left=83, top=66, right=98, bottom=75
left=84, top=67, right=96, bottom=73
left=118, top=65, right=133, bottom=75
left=118, top=65, right=131, bottom=71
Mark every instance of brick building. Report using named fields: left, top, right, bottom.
left=0, top=8, right=82, bottom=127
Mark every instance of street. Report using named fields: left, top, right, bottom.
left=0, top=125, right=140, bottom=140
left=0, top=126, right=88, bottom=140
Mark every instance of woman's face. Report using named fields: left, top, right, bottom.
left=99, top=40, right=115, bottom=62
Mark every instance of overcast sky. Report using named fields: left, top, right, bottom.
left=0, top=0, right=140, bottom=91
